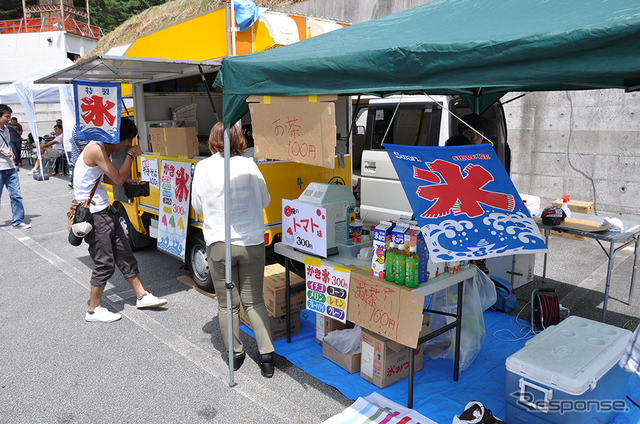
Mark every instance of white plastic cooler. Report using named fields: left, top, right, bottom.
left=505, top=316, right=632, bottom=424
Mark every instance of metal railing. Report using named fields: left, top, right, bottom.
left=0, top=17, right=104, bottom=39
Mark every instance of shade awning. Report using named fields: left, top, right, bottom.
left=35, top=55, right=222, bottom=85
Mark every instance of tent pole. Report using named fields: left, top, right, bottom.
left=224, top=125, right=236, bottom=387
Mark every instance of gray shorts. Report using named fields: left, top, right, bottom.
left=85, top=207, right=139, bottom=287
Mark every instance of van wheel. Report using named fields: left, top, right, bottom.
left=117, top=207, right=148, bottom=250
left=188, top=232, right=215, bottom=292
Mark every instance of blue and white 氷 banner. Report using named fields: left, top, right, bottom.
left=73, top=80, right=121, bottom=144
left=385, top=144, right=547, bottom=263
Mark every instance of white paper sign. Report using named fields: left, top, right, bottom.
left=140, top=155, right=159, bottom=189
left=282, top=199, right=327, bottom=257
left=304, top=257, right=350, bottom=323
left=157, top=160, right=191, bottom=260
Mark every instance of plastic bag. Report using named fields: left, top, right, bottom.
left=324, top=325, right=362, bottom=355
left=425, top=271, right=496, bottom=371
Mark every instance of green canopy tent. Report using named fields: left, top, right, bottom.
left=213, top=0, right=640, bottom=385
left=216, top=0, right=640, bottom=125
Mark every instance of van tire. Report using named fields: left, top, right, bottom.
left=117, top=207, right=149, bottom=251
left=187, top=232, right=215, bottom=292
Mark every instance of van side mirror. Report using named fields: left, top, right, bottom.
left=356, top=125, right=365, bottom=135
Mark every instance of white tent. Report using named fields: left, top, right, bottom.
left=10, top=59, right=75, bottom=179
left=0, top=59, right=74, bottom=105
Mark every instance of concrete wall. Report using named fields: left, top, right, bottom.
left=279, top=0, right=433, bottom=24
left=503, top=90, right=640, bottom=220
left=277, top=0, right=640, bottom=220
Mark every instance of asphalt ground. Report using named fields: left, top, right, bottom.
left=0, top=167, right=351, bottom=423
left=1, top=165, right=639, bottom=423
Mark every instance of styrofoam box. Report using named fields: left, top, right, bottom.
left=486, top=254, right=535, bottom=289
left=505, top=316, right=632, bottom=424
left=519, top=193, right=541, bottom=217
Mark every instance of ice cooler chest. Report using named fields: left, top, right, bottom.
left=505, top=316, right=632, bottom=424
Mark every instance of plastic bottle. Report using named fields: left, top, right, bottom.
left=385, top=242, right=398, bottom=282
left=404, top=245, right=420, bottom=288
left=561, top=195, right=572, bottom=217
left=394, top=243, right=407, bottom=285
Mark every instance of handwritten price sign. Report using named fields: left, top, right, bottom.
left=282, top=199, right=327, bottom=257
left=249, top=97, right=337, bottom=169
left=304, top=257, right=350, bottom=323
left=140, top=155, right=159, bottom=189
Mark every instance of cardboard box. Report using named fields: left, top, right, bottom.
left=347, top=267, right=424, bottom=348
left=360, top=328, right=426, bottom=388
left=371, top=221, right=393, bottom=278
left=149, top=127, right=199, bottom=157
left=323, top=339, right=361, bottom=374
left=263, top=263, right=306, bottom=318
left=315, top=313, right=355, bottom=344
left=239, top=304, right=301, bottom=341
left=548, top=199, right=593, bottom=240
left=552, top=198, right=594, bottom=215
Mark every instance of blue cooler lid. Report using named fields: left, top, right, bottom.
left=505, top=316, right=632, bottom=395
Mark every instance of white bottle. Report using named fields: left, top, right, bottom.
left=561, top=195, right=572, bottom=218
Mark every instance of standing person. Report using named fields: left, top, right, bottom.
left=7, top=117, right=23, bottom=166
left=75, top=117, right=167, bottom=323
left=191, top=122, right=275, bottom=378
left=0, top=105, right=31, bottom=229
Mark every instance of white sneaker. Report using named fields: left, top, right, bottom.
left=27, top=169, right=34, bottom=175
left=85, top=306, right=122, bottom=323
left=15, top=222, right=31, bottom=229
left=136, top=292, right=168, bottom=309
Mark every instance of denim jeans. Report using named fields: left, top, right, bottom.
left=0, top=168, right=25, bottom=226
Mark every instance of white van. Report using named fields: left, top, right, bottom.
left=352, top=95, right=510, bottom=227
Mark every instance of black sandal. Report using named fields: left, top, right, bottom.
left=260, top=353, right=274, bottom=378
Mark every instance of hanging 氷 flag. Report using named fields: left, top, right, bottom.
left=385, top=143, right=547, bottom=263
left=73, top=80, right=122, bottom=144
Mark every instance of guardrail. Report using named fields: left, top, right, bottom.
left=0, top=17, right=104, bottom=39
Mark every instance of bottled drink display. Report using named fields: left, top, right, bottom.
left=405, top=245, right=419, bottom=288
left=385, top=242, right=398, bottom=282
left=394, top=243, right=407, bottom=285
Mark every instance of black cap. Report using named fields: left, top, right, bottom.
left=458, top=113, right=488, bottom=134
left=541, top=206, right=566, bottom=226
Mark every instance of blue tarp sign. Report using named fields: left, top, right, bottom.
left=73, top=80, right=122, bottom=144
left=385, top=143, right=547, bottom=263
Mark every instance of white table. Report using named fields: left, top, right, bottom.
left=537, top=212, right=640, bottom=322
left=273, top=242, right=476, bottom=408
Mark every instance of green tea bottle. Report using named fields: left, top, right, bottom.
left=385, top=242, right=398, bottom=282
left=405, top=245, right=420, bottom=288
left=394, top=243, right=407, bottom=285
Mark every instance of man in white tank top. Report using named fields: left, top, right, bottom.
left=74, top=118, right=167, bottom=323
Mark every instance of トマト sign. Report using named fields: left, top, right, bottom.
left=282, top=199, right=327, bottom=257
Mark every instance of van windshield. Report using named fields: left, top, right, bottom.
left=367, top=103, right=442, bottom=150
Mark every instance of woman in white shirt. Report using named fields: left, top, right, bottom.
left=191, top=122, right=275, bottom=378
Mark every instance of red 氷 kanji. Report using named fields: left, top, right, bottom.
left=80, top=95, right=116, bottom=127
left=174, top=167, right=190, bottom=202
left=414, top=159, right=515, bottom=218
